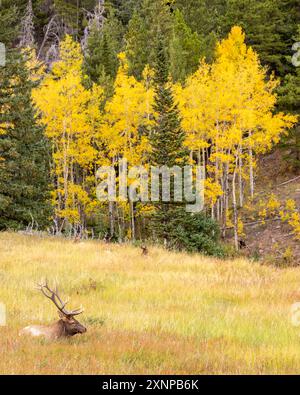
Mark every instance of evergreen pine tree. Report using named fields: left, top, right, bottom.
left=109, top=0, right=143, bottom=26
left=125, top=10, right=148, bottom=79
left=173, top=0, right=225, bottom=62
left=149, top=37, right=188, bottom=244
left=169, top=9, right=202, bottom=82
left=151, top=39, right=187, bottom=167
left=0, top=1, right=19, bottom=46
left=0, top=1, right=51, bottom=229
left=277, top=26, right=300, bottom=168
left=84, top=6, right=123, bottom=96
left=174, top=0, right=226, bottom=36
left=149, top=35, right=224, bottom=255
left=221, top=0, right=292, bottom=76
left=125, top=0, right=204, bottom=81
left=125, top=0, right=173, bottom=80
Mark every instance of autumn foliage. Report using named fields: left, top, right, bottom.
left=32, top=27, right=297, bottom=246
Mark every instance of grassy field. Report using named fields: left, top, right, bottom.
left=1, top=232, right=300, bottom=374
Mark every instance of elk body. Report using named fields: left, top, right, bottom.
left=19, top=282, right=87, bottom=340
left=141, top=245, right=149, bottom=256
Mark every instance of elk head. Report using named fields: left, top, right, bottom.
left=20, top=281, right=87, bottom=340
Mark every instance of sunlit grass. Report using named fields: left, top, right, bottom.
left=1, top=232, right=300, bottom=374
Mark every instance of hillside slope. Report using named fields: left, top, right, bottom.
left=239, top=150, right=300, bottom=265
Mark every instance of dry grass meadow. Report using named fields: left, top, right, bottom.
left=1, top=232, right=300, bottom=374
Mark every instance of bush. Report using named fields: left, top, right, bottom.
left=152, top=208, right=226, bottom=257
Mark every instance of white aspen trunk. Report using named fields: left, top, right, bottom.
left=116, top=204, right=123, bottom=242
left=216, top=199, right=220, bottom=221
left=109, top=202, right=114, bottom=238
left=239, top=149, right=244, bottom=207
left=248, top=131, right=254, bottom=199
left=130, top=201, right=135, bottom=241
left=232, top=162, right=239, bottom=251
left=249, top=147, right=254, bottom=199
left=221, top=167, right=226, bottom=238
left=223, top=161, right=229, bottom=238
left=220, top=177, right=224, bottom=223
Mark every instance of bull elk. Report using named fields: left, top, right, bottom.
left=19, top=281, right=87, bottom=340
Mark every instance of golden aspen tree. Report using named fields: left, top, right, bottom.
left=33, top=35, right=103, bottom=235
left=177, top=26, right=297, bottom=249
left=101, top=53, right=154, bottom=239
left=23, top=48, right=46, bottom=82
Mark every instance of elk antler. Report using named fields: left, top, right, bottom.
left=37, top=280, right=84, bottom=317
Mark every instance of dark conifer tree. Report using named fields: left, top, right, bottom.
left=149, top=37, right=188, bottom=244
left=0, top=1, right=51, bottom=229
left=84, top=6, right=123, bottom=98
left=150, top=38, right=187, bottom=168
left=125, top=0, right=173, bottom=80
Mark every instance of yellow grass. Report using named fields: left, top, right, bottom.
left=1, top=232, right=300, bottom=374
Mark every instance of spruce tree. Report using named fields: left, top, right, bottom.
left=125, top=10, right=148, bottom=79
left=169, top=9, right=202, bottom=82
left=149, top=37, right=188, bottom=244
left=125, top=0, right=173, bottom=80
left=110, top=0, right=143, bottom=26
left=84, top=6, right=123, bottom=96
left=0, top=1, right=19, bottom=46
left=0, top=1, right=51, bottom=229
left=277, top=27, right=300, bottom=169
left=174, top=0, right=226, bottom=36
left=125, top=0, right=204, bottom=81
left=151, top=39, right=187, bottom=167
left=221, top=0, right=293, bottom=76
left=173, top=0, right=225, bottom=62
left=149, top=37, right=223, bottom=255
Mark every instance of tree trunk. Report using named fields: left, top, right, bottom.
left=232, top=163, right=239, bottom=251
left=221, top=162, right=229, bottom=239
left=109, top=202, right=115, bottom=238
left=239, top=151, right=244, bottom=207
left=249, top=145, right=254, bottom=199
left=130, top=201, right=135, bottom=241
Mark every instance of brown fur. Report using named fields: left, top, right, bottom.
left=19, top=311, right=87, bottom=340
left=20, top=282, right=87, bottom=340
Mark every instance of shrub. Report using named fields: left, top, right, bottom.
left=152, top=208, right=226, bottom=257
